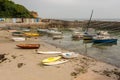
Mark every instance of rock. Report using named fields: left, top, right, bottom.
left=0, top=54, right=7, bottom=63
left=0, top=54, right=5, bottom=60
left=11, top=55, right=17, bottom=59
left=17, top=63, right=24, bottom=68
left=71, top=72, right=78, bottom=76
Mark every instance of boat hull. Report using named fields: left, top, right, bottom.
left=12, top=37, right=25, bottom=41
left=12, top=32, right=23, bottom=37
left=42, top=56, right=61, bottom=63
left=53, top=35, right=63, bottom=40
left=43, top=59, right=68, bottom=66
left=24, top=33, right=39, bottom=37
left=16, top=44, right=40, bottom=49
left=83, top=35, right=93, bottom=40
left=93, top=39, right=117, bottom=43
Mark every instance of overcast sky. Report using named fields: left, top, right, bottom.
left=12, top=0, right=120, bottom=19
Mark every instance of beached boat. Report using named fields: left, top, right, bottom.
left=37, top=51, right=62, bottom=54
left=47, top=30, right=62, bottom=35
left=72, top=31, right=84, bottom=40
left=93, top=35, right=117, bottom=43
left=61, top=52, right=79, bottom=58
left=93, top=38, right=117, bottom=43
left=22, top=29, right=30, bottom=32
left=12, top=31, right=23, bottom=37
left=24, top=32, right=39, bottom=37
left=53, top=35, right=63, bottom=40
left=83, top=32, right=93, bottom=40
left=43, top=59, right=68, bottom=66
left=11, top=37, right=25, bottom=41
left=83, top=35, right=93, bottom=40
left=37, top=28, right=48, bottom=34
left=42, top=56, right=61, bottom=63
left=96, top=31, right=110, bottom=36
left=16, top=44, right=40, bottom=49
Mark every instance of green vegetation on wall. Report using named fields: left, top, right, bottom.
left=0, top=0, right=33, bottom=18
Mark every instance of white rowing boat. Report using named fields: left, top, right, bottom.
left=61, top=52, right=79, bottom=58
left=12, top=37, right=25, bottom=41
left=37, top=51, right=62, bottom=54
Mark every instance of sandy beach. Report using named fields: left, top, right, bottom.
left=0, top=30, right=120, bottom=80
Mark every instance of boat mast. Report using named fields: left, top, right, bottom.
left=86, top=10, right=93, bottom=32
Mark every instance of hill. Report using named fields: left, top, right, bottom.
left=0, top=0, right=34, bottom=18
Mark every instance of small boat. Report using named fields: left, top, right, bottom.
left=24, top=32, right=39, bottom=37
left=72, top=32, right=84, bottom=40
left=37, top=28, right=48, bottom=34
left=53, top=35, right=63, bottom=40
left=22, top=29, right=30, bottom=32
left=37, top=51, right=62, bottom=54
left=12, top=37, right=25, bottom=41
left=83, top=32, right=93, bottom=40
left=12, top=31, right=23, bottom=37
left=43, top=59, right=68, bottom=66
left=93, top=38, right=117, bottom=43
left=42, top=56, right=61, bottom=63
left=16, top=44, right=40, bottom=49
left=47, top=30, right=62, bottom=35
left=93, top=34, right=117, bottom=43
left=97, top=31, right=110, bottom=36
left=72, top=35, right=83, bottom=40
left=61, top=52, right=79, bottom=58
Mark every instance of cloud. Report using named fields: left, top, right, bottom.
left=42, top=0, right=76, bottom=6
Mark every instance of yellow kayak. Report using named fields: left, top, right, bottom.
left=24, top=32, right=39, bottom=37
left=42, top=56, right=61, bottom=63
left=43, top=59, right=69, bottom=66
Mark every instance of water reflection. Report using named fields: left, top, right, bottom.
left=83, top=40, right=93, bottom=43
left=82, top=40, right=92, bottom=54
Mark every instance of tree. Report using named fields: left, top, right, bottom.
left=0, top=0, right=34, bottom=18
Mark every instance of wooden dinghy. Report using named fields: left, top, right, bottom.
left=42, top=56, right=61, bottom=63
left=16, top=44, right=40, bottom=49
left=37, top=51, right=62, bottom=54
left=43, top=59, right=69, bottom=66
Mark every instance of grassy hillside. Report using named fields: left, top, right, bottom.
left=0, top=0, right=33, bottom=18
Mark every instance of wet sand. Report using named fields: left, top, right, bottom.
left=0, top=30, right=120, bottom=80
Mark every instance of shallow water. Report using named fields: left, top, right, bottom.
left=40, top=31, right=120, bottom=67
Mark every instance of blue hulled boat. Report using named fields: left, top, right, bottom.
left=93, top=38, right=117, bottom=43
left=93, top=30, right=118, bottom=43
